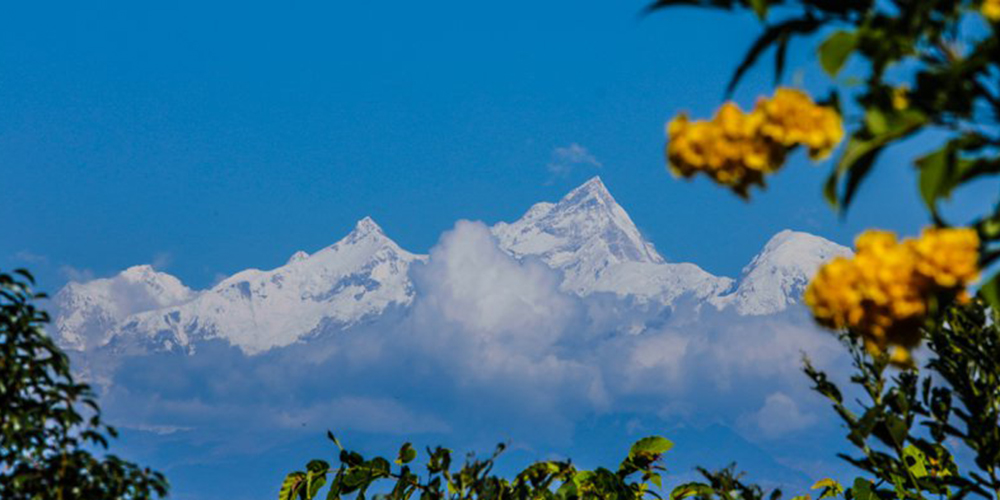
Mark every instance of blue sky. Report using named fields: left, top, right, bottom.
left=4, top=0, right=994, bottom=292
left=2, top=2, right=999, bottom=499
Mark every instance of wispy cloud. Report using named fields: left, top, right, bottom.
left=59, top=264, right=96, bottom=283
left=741, top=392, right=817, bottom=439
left=547, top=143, right=602, bottom=180
left=151, top=252, right=173, bottom=271
left=13, top=250, right=49, bottom=264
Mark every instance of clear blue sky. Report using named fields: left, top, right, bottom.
left=1, top=0, right=994, bottom=292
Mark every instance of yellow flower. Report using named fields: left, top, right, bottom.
left=666, top=103, right=783, bottom=196
left=910, top=227, right=980, bottom=288
left=983, top=0, right=1000, bottom=22
left=804, top=256, right=864, bottom=331
left=755, top=88, right=844, bottom=160
left=665, top=87, right=843, bottom=196
left=804, top=227, right=980, bottom=363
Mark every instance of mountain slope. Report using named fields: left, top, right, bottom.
left=51, top=179, right=852, bottom=356
left=111, top=217, right=423, bottom=354
left=711, top=230, right=852, bottom=315
left=492, top=177, right=733, bottom=303
left=53, top=265, right=197, bottom=351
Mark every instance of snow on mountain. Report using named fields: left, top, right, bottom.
left=53, top=265, right=197, bottom=351
left=52, top=179, right=851, bottom=356
left=711, top=230, right=852, bottom=315
left=492, top=176, right=733, bottom=303
left=110, top=217, right=423, bottom=354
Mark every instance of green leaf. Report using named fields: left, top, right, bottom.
left=307, top=460, right=331, bottom=474
left=670, top=482, right=714, bottom=500
left=725, top=17, right=823, bottom=96
left=890, top=474, right=907, bottom=499
left=850, top=479, right=876, bottom=500
left=396, top=443, right=417, bottom=465
left=979, top=273, right=1000, bottom=311
left=307, top=472, right=328, bottom=500
left=916, top=135, right=998, bottom=217
left=903, top=446, right=928, bottom=478
left=864, top=109, right=888, bottom=135
left=326, top=470, right=345, bottom=500
left=303, top=461, right=330, bottom=500
left=811, top=478, right=844, bottom=499
left=280, top=472, right=306, bottom=500
left=644, top=0, right=738, bottom=16
left=556, top=476, right=580, bottom=499
left=818, top=30, right=857, bottom=76
left=629, top=436, right=675, bottom=457
left=327, top=431, right=343, bottom=450
left=839, top=141, right=884, bottom=212
left=885, top=414, right=908, bottom=446
left=750, top=0, right=768, bottom=19
left=917, top=146, right=949, bottom=214
left=368, top=457, right=392, bottom=477
left=826, top=111, right=927, bottom=212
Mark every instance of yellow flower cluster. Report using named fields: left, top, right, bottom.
left=666, top=88, right=843, bottom=196
left=666, top=103, right=784, bottom=195
left=804, top=227, right=980, bottom=361
left=756, top=88, right=844, bottom=160
left=984, top=0, right=1000, bottom=22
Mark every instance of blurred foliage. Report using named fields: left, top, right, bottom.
left=650, top=0, right=999, bottom=298
left=650, top=2, right=1000, bottom=500
left=802, top=300, right=1000, bottom=500
left=0, top=270, right=168, bottom=499
left=278, top=433, right=790, bottom=500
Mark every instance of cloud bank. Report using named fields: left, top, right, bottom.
left=80, top=220, right=854, bottom=499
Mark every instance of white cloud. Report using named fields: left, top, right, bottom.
left=744, top=392, right=818, bottom=438
left=13, top=250, right=49, bottom=264
left=151, top=251, right=173, bottom=270
left=547, top=143, right=602, bottom=178
left=273, top=396, right=451, bottom=434
left=405, top=220, right=608, bottom=427
left=59, top=264, right=96, bottom=283
left=410, top=220, right=578, bottom=350
left=77, top=221, right=856, bottom=487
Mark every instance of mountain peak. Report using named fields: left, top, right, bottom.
left=353, top=216, right=383, bottom=236
left=52, top=265, right=196, bottom=351
left=748, top=230, right=851, bottom=274
left=575, top=176, right=608, bottom=193
left=562, top=176, right=615, bottom=208
left=711, top=229, right=851, bottom=315
left=334, top=216, right=393, bottom=248
left=492, top=176, right=669, bottom=297
left=286, top=250, right=310, bottom=265
left=760, top=229, right=821, bottom=252
left=118, top=264, right=158, bottom=280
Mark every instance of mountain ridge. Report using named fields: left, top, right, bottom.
left=52, top=178, right=848, bottom=355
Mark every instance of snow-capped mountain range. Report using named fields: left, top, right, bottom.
left=52, top=177, right=850, bottom=355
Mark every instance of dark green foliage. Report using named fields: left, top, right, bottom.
left=803, top=300, right=1000, bottom=500
left=0, top=270, right=168, bottom=499
left=279, top=434, right=793, bottom=500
